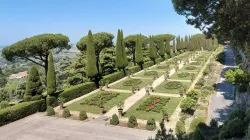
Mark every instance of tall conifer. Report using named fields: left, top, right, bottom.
left=135, top=34, right=143, bottom=69
left=47, top=52, right=56, bottom=95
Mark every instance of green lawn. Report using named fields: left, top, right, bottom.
left=170, top=72, right=193, bottom=80
left=154, top=80, right=192, bottom=94
left=124, top=96, right=182, bottom=121
left=110, top=78, right=153, bottom=90
left=135, top=70, right=165, bottom=78
left=66, top=91, right=132, bottom=114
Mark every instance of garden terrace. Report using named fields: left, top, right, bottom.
left=110, top=78, right=153, bottom=90
left=66, top=91, right=132, bottom=114
left=124, top=96, right=182, bottom=121
left=154, top=80, right=192, bottom=94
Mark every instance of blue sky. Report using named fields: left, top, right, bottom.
left=0, top=0, right=200, bottom=46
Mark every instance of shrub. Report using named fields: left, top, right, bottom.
left=143, top=61, right=154, bottom=68
left=180, top=97, right=196, bottom=113
left=0, top=101, right=9, bottom=109
left=0, top=100, right=44, bottom=126
left=62, top=108, right=71, bottom=118
left=186, top=89, right=199, bottom=100
left=220, top=125, right=230, bottom=139
left=192, top=128, right=205, bottom=140
left=128, top=66, right=140, bottom=74
left=110, top=114, right=119, bottom=125
left=228, top=108, right=246, bottom=121
left=196, top=78, right=206, bottom=87
left=58, top=82, right=96, bottom=103
left=227, top=117, right=245, bottom=137
left=210, top=118, right=218, bottom=128
left=144, top=71, right=158, bottom=76
left=201, top=86, right=214, bottom=91
left=156, top=58, right=164, bottom=64
left=100, top=72, right=124, bottom=86
left=165, top=81, right=183, bottom=89
left=127, top=115, right=137, bottom=128
left=210, top=135, right=219, bottom=140
left=46, top=106, right=55, bottom=116
left=79, top=110, right=87, bottom=121
left=146, top=118, right=156, bottom=131
left=175, top=121, right=186, bottom=139
left=189, top=117, right=205, bottom=132
left=177, top=72, right=190, bottom=78
left=123, top=79, right=142, bottom=86
left=46, top=95, right=58, bottom=107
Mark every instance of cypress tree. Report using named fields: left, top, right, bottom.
left=159, top=39, right=165, bottom=59
left=0, top=68, right=7, bottom=88
left=135, top=34, right=143, bottom=70
left=121, top=30, right=128, bottom=70
left=176, top=36, right=181, bottom=51
left=116, top=29, right=128, bottom=75
left=173, top=39, right=176, bottom=53
left=85, top=30, right=98, bottom=86
left=24, top=66, right=43, bottom=101
left=148, top=35, right=157, bottom=64
left=165, top=41, right=171, bottom=54
left=47, top=52, right=56, bottom=95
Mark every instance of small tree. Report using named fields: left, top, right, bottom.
left=110, top=114, right=119, bottom=125
left=24, top=66, right=43, bottom=101
left=149, top=35, right=157, bottom=64
left=186, top=89, right=199, bottom=100
left=135, top=35, right=144, bottom=70
left=180, top=97, right=196, bottom=113
left=0, top=68, right=7, bottom=88
left=79, top=110, right=88, bottom=120
left=165, top=41, right=171, bottom=55
left=146, top=118, right=156, bottom=131
left=175, top=121, right=186, bottom=139
left=116, top=29, right=128, bottom=75
left=47, top=52, right=56, bottom=95
left=192, top=128, right=205, bottom=140
left=46, top=106, right=55, bottom=116
left=128, top=115, right=138, bottom=128
left=227, top=117, right=245, bottom=137
left=159, top=39, right=165, bottom=59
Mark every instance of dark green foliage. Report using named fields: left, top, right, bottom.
left=116, top=29, right=128, bottom=72
left=189, top=117, right=205, bottom=132
left=127, top=115, right=137, bottom=128
left=79, top=110, right=87, bottom=120
left=46, top=106, right=55, bottom=116
left=81, top=92, right=119, bottom=107
left=47, top=52, right=56, bottom=95
left=245, top=108, right=250, bottom=123
left=149, top=36, right=157, bottom=63
left=46, top=95, right=58, bottom=107
left=247, top=126, right=250, bottom=140
left=186, top=89, right=199, bottom=100
left=62, top=108, right=71, bottom=118
left=123, top=79, right=142, bottom=86
left=58, top=82, right=96, bottom=103
left=100, top=71, right=124, bottom=86
left=228, top=108, right=246, bottom=121
left=85, top=30, right=98, bottom=79
left=175, top=121, right=186, bottom=139
left=110, top=114, right=119, bottom=125
left=143, top=61, right=154, bottom=68
left=155, top=58, right=164, bottom=64
left=227, top=117, right=245, bottom=137
left=159, top=39, right=165, bottom=59
left=146, top=118, right=156, bottom=131
left=0, top=100, right=45, bottom=126
left=210, top=135, right=219, bottom=140
left=136, top=96, right=170, bottom=113
left=0, top=88, right=9, bottom=102
left=210, top=119, right=218, bottom=128
left=149, top=119, right=175, bottom=140
left=0, top=68, right=7, bottom=88
left=135, top=34, right=144, bottom=69
left=24, top=66, right=43, bottom=102
left=216, top=51, right=225, bottom=64
left=220, top=125, right=230, bottom=139
left=0, top=101, right=9, bottom=109
left=165, top=41, right=171, bottom=54
left=192, top=128, right=205, bottom=140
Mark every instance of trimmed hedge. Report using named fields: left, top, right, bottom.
left=156, top=58, right=164, bottom=63
left=100, top=72, right=124, bottom=86
left=0, top=100, right=45, bottom=126
left=143, top=61, right=154, bottom=68
left=128, top=66, right=140, bottom=74
left=58, top=82, right=96, bottom=103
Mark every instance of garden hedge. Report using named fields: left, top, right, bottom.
left=128, top=66, right=140, bottom=74
left=100, top=71, right=124, bottom=86
left=58, top=82, right=96, bottom=103
left=143, top=61, right=154, bottom=68
left=0, top=99, right=45, bottom=126
left=156, top=58, right=164, bottom=63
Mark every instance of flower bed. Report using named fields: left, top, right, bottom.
left=136, top=96, right=170, bottom=113
left=144, top=71, right=158, bottom=76
left=185, top=66, right=197, bottom=70
left=177, top=72, right=190, bottom=78
left=165, top=81, right=183, bottom=89
left=123, top=79, right=142, bottom=86
left=80, top=92, right=119, bottom=107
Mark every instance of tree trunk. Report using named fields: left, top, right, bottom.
left=44, top=56, right=49, bottom=87
left=139, top=63, right=143, bottom=70
left=122, top=68, right=127, bottom=76
left=94, top=77, right=100, bottom=88
left=153, top=59, right=156, bottom=65
left=133, top=50, right=136, bottom=66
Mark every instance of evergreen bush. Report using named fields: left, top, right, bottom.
left=100, top=72, right=124, bottom=86
left=146, top=118, right=156, bottom=131
left=110, top=114, right=119, bottom=125
left=186, top=89, right=199, bottom=100
left=46, top=106, right=55, bottom=116
left=0, top=101, right=9, bottom=109
left=127, top=115, right=137, bottom=128
left=228, top=108, right=246, bottom=121
left=192, top=128, right=205, bottom=140
left=227, top=117, right=245, bottom=137
left=180, top=97, right=196, bottom=113
left=47, top=52, right=56, bottom=95
left=62, top=108, right=71, bottom=118
left=175, top=121, right=186, bottom=139
left=46, top=95, right=58, bottom=107
left=79, top=110, right=87, bottom=120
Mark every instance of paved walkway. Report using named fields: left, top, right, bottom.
left=208, top=46, right=236, bottom=125
left=0, top=113, right=154, bottom=140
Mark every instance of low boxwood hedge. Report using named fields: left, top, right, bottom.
left=156, top=58, right=164, bottom=63
left=100, top=71, right=124, bottom=86
left=128, top=66, right=140, bottom=74
left=58, top=82, right=96, bottom=103
left=0, top=100, right=45, bottom=126
left=143, top=61, right=154, bottom=68
left=123, top=79, right=142, bottom=86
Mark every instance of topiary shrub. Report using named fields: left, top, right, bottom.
left=175, top=121, right=186, bottom=139
left=0, top=101, right=9, bottom=109
left=186, top=89, right=199, bottom=100
left=146, top=118, right=156, bottom=131
left=79, top=110, right=87, bottom=121
left=123, top=79, right=142, bottom=86
left=62, top=108, right=71, bottom=118
left=227, top=117, right=245, bottom=137
left=228, top=108, right=246, bottom=121
left=110, top=114, right=119, bottom=125
left=46, top=95, right=58, bottom=107
left=192, top=128, right=205, bottom=140
left=190, top=62, right=201, bottom=65
left=46, top=106, right=55, bottom=116
left=127, top=115, right=138, bottom=128
left=189, top=117, right=205, bottom=132
left=165, top=81, right=183, bottom=89
left=180, top=97, right=196, bottom=113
